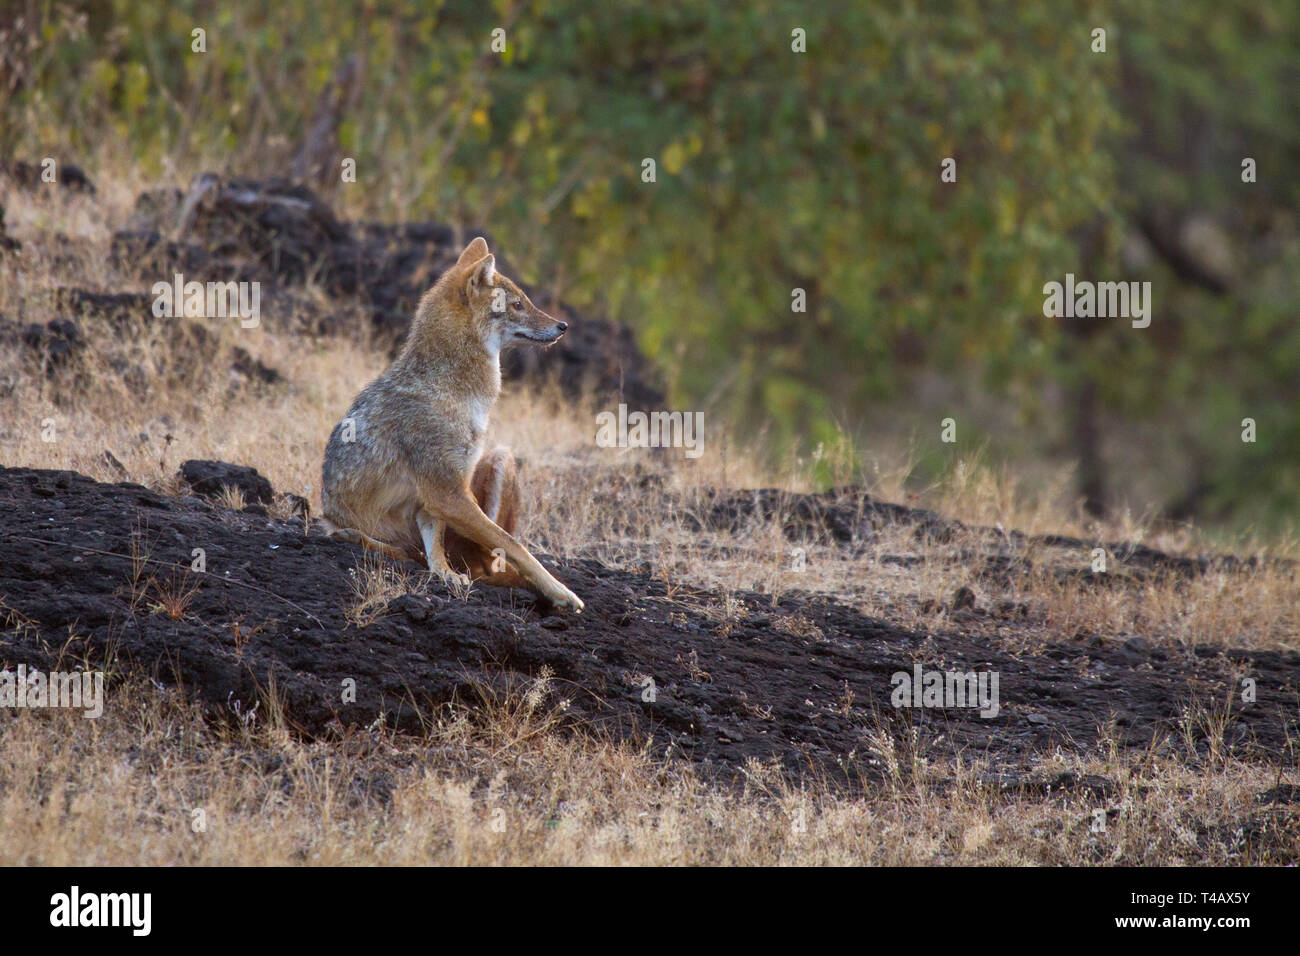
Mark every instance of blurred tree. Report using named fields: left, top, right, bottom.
left=4, top=0, right=1297, bottom=524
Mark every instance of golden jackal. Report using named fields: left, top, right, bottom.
left=321, top=237, right=583, bottom=611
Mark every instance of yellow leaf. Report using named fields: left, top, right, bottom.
left=662, top=141, right=687, bottom=175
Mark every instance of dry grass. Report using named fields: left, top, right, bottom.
left=146, top=569, right=204, bottom=622
left=0, top=678, right=1294, bottom=866
left=345, top=556, right=428, bottom=627
left=1, top=172, right=1297, bottom=866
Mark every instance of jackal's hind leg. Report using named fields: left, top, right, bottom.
left=322, top=523, right=410, bottom=563
left=474, top=446, right=520, bottom=533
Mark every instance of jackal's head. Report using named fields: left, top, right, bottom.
left=451, top=236, right=567, bottom=352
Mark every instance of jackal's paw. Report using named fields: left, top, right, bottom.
left=548, top=586, right=584, bottom=613
left=432, top=568, right=471, bottom=591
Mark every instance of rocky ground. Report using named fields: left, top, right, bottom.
left=3, top=463, right=1296, bottom=793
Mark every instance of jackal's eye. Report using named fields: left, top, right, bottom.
left=512, top=301, right=525, bottom=312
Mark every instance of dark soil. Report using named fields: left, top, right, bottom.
left=3, top=465, right=1297, bottom=789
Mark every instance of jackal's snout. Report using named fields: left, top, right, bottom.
left=515, top=312, right=567, bottom=344
left=502, top=293, right=567, bottom=345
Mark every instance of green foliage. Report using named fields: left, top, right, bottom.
left=4, top=0, right=1297, bottom=524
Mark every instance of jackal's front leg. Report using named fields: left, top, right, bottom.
left=416, top=510, right=470, bottom=588
left=426, top=489, right=583, bottom=612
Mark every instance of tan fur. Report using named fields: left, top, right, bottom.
left=321, top=237, right=583, bottom=611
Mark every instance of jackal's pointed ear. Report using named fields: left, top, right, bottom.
left=456, top=237, right=490, bottom=268
left=467, top=253, right=496, bottom=290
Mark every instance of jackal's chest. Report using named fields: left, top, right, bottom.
left=456, top=393, right=495, bottom=468
left=467, top=395, right=492, bottom=438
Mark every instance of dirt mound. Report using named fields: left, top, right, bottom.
left=684, top=486, right=959, bottom=543
left=3, top=465, right=1296, bottom=787
left=0, top=291, right=283, bottom=394
left=111, top=174, right=665, bottom=409
left=681, top=485, right=1285, bottom=582
left=179, top=460, right=274, bottom=505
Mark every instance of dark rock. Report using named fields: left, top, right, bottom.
left=230, top=347, right=284, bottom=385
left=5, top=317, right=87, bottom=372
left=100, top=451, right=128, bottom=478
left=3, top=159, right=96, bottom=194
left=390, top=594, right=435, bottom=623
left=54, top=289, right=154, bottom=332
left=179, top=460, right=274, bottom=505
left=1257, top=785, right=1300, bottom=805
left=0, top=203, right=18, bottom=253
left=1046, top=771, right=1118, bottom=798
left=109, top=230, right=211, bottom=277
left=678, top=485, right=962, bottom=545
left=995, top=599, right=1029, bottom=618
